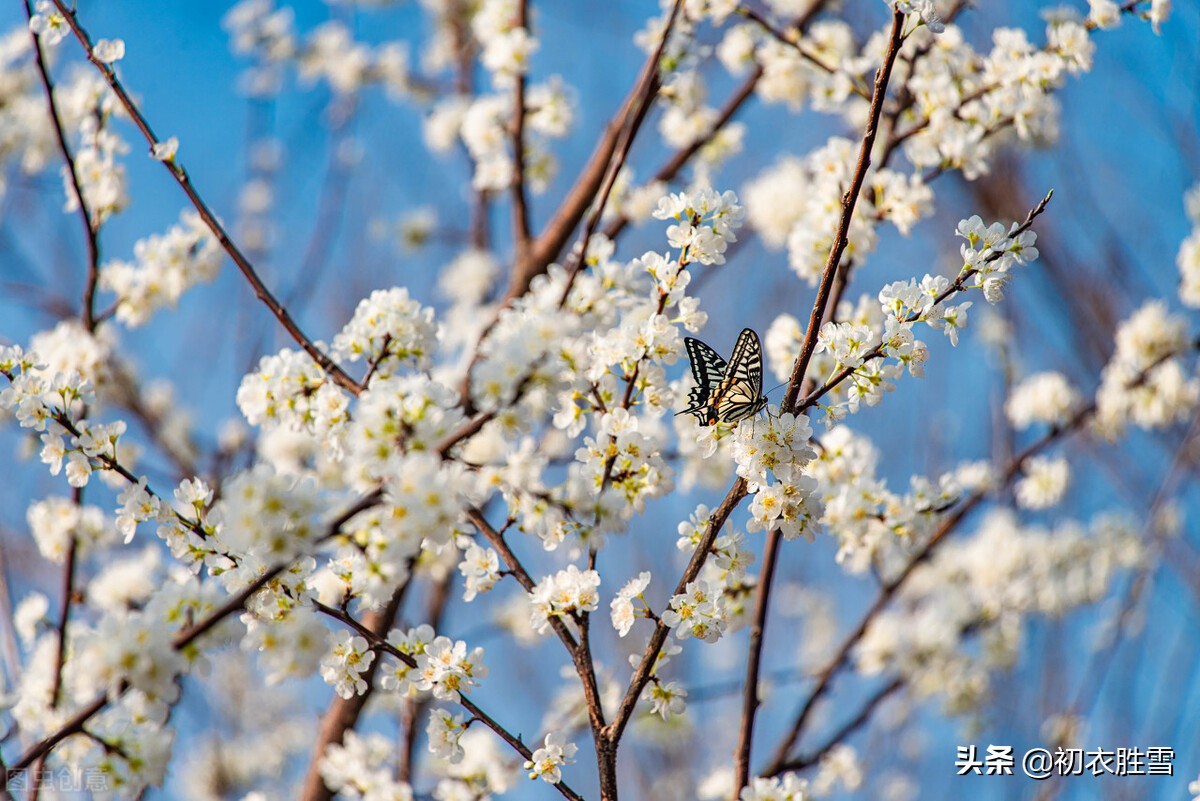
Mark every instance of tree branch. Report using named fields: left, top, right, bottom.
left=47, top=0, right=362, bottom=395
left=313, top=601, right=589, bottom=801
left=299, top=585, right=409, bottom=801
left=732, top=12, right=907, bottom=797
left=760, top=335, right=1200, bottom=773
left=23, top=0, right=100, bottom=332
left=507, top=0, right=683, bottom=302
left=509, top=0, right=533, bottom=262
left=780, top=8, right=905, bottom=414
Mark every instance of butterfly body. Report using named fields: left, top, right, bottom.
left=679, top=328, right=768, bottom=426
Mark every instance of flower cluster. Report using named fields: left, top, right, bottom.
left=652, top=188, right=745, bottom=266
left=378, top=624, right=436, bottom=697
left=330, top=287, right=438, bottom=380
left=805, top=425, right=975, bottom=573
left=743, top=139, right=932, bottom=285
left=473, top=0, right=536, bottom=86
left=100, top=211, right=223, bottom=327
left=319, top=731, right=414, bottom=799
left=1014, top=455, right=1071, bottom=510
left=524, top=731, right=577, bottom=785
left=857, top=510, right=1143, bottom=712
left=740, top=773, right=812, bottom=801
left=236, top=348, right=350, bottom=438
left=429, top=75, right=574, bottom=193
left=730, top=412, right=823, bottom=541
left=529, top=565, right=601, bottom=635
left=223, top=2, right=411, bottom=99
left=320, top=631, right=375, bottom=699
left=574, top=408, right=674, bottom=515
left=414, top=635, right=488, bottom=703
left=1177, top=182, right=1200, bottom=307
left=208, top=465, right=323, bottom=586
left=1093, top=300, right=1199, bottom=436
left=64, top=91, right=129, bottom=224
left=610, top=571, right=651, bottom=637
left=1006, top=371, right=1081, bottom=430
left=662, top=579, right=727, bottom=643
left=458, top=542, right=502, bottom=601
left=427, top=708, right=469, bottom=764
left=28, top=0, right=68, bottom=46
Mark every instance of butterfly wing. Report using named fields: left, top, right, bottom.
left=712, top=328, right=767, bottom=424
left=680, top=336, right=728, bottom=423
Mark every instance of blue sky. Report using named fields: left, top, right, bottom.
left=2, top=1, right=1199, bottom=799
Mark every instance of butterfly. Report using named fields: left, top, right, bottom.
left=678, top=327, right=769, bottom=426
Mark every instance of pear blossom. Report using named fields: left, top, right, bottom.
left=524, top=731, right=577, bottom=784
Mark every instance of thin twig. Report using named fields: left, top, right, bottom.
left=732, top=12, right=908, bottom=797
left=556, top=0, right=685, bottom=307
left=798, top=190, right=1054, bottom=412
left=23, top=0, right=100, bottom=332
left=510, top=0, right=533, bottom=263
left=768, top=677, right=904, bottom=774
left=313, top=602, right=588, bottom=801
left=780, top=9, right=905, bottom=415
left=47, top=0, right=361, bottom=395
left=761, top=335, right=1200, bottom=774
left=735, top=6, right=867, bottom=94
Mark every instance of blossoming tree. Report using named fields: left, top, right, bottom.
left=1, top=0, right=1197, bottom=800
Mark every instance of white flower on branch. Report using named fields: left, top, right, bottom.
left=92, top=38, right=126, bottom=63
left=524, top=731, right=577, bottom=785
left=320, top=631, right=376, bottom=700
left=610, top=571, right=651, bottom=637
left=530, top=565, right=601, bottom=635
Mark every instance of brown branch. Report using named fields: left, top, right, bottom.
left=760, top=334, right=1200, bottom=774
left=730, top=528, right=781, bottom=794
left=605, top=478, right=749, bottom=745
left=299, top=585, right=409, bottom=801
left=555, top=0, right=684, bottom=307
left=510, top=0, right=533, bottom=262
left=780, top=9, right=905, bottom=414
left=5, top=694, right=108, bottom=779
left=731, top=13, right=907, bottom=797
left=313, top=601, right=588, bottom=801
left=768, top=676, right=904, bottom=774
left=47, top=529, right=77, bottom=709
left=449, top=10, right=490, bottom=251
left=434, top=411, right=495, bottom=456
left=30, top=489, right=81, bottom=800
left=506, top=0, right=683, bottom=302
left=23, top=0, right=100, bottom=332
left=47, top=0, right=361, bottom=396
